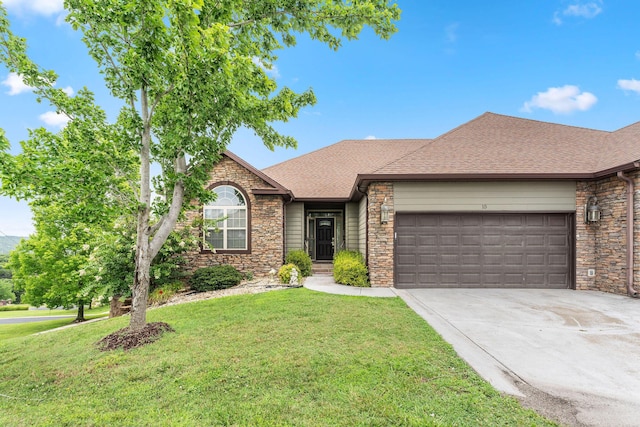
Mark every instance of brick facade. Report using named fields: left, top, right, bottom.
left=576, top=171, right=640, bottom=295
left=182, top=156, right=285, bottom=278
left=367, top=182, right=394, bottom=287
left=184, top=154, right=639, bottom=295
left=365, top=175, right=639, bottom=294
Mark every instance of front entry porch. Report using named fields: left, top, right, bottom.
left=311, top=262, right=334, bottom=276
left=305, top=205, right=344, bottom=262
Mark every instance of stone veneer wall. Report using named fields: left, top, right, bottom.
left=367, top=182, right=394, bottom=287
left=182, top=156, right=284, bottom=278
left=576, top=171, right=640, bottom=295
left=575, top=181, right=597, bottom=290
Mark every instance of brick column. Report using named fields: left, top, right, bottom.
left=367, top=182, right=394, bottom=287
left=575, top=182, right=597, bottom=290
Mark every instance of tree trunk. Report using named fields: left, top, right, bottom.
left=75, top=299, right=85, bottom=322
left=130, top=210, right=152, bottom=331
left=129, top=85, right=153, bottom=332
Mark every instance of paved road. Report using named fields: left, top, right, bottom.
left=0, top=315, right=75, bottom=325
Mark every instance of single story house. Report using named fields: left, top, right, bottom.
left=184, top=112, right=640, bottom=297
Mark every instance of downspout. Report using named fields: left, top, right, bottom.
left=617, top=171, right=639, bottom=298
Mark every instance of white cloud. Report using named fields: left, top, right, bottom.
left=364, top=135, right=377, bottom=140
left=521, top=85, right=597, bottom=114
left=635, top=51, right=640, bottom=60
left=564, top=2, right=602, bottom=18
left=2, top=0, right=64, bottom=16
left=39, top=111, right=70, bottom=127
left=553, top=1, right=603, bottom=25
left=1, top=73, right=33, bottom=95
left=252, top=57, right=280, bottom=79
left=617, top=79, right=640, bottom=94
left=2, top=73, right=74, bottom=97
left=445, top=23, right=459, bottom=43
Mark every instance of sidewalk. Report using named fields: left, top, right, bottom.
left=303, top=275, right=397, bottom=297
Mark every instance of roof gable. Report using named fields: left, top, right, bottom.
left=259, top=112, right=640, bottom=200
left=262, top=139, right=427, bottom=200
left=375, top=112, right=613, bottom=176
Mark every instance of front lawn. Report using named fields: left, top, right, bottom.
left=0, top=306, right=108, bottom=318
left=0, top=289, right=555, bottom=426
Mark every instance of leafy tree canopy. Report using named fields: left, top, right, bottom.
left=0, top=0, right=400, bottom=331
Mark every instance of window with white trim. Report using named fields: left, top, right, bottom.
left=203, top=185, right=247, bottom=250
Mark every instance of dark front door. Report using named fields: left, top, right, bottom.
left=316, top=218, right=335, bottom=260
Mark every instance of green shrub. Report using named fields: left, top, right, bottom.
left=0, top=304, right=29, bottom=311
left=278, top=264, right=300, bottom=285
left=285, top=250, right=312, bottom=277
left=190, top=265, right=243, bottom=292
left=149, top=282, right=184, bottom=305
left=333, top=250, right=369, bottom=287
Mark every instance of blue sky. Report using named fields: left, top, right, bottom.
left=2, top=0, right=640, bottom=236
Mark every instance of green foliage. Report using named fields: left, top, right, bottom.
left=333, top=250, right=369, bottom=287
left=0, top=278, right=15, bottom=300
left=7, top=221, right=97, bottom=310
left=278, top=263, right=300, bottom=284
left=0, top=304, right=28, bottom=311
left=1, top=253, right=13, bottom=279
left=83, top=222, right=198, bottom=300
left=1, top=0, right=400, bottom=329
left=285, top=250, right=312, bottom=277
left=190, top=265, right=243, bottom=292
left=148, top=282, right=184, bottom=306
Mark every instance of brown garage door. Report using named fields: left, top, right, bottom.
left=395, top=213, right=573, bottom=289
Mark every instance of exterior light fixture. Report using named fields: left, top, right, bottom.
left=584, top=196, right=601, bottom=224
left=380, top=197, right=390, bottom=224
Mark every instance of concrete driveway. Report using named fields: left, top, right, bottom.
left=396, top=288, right=640, bottom=427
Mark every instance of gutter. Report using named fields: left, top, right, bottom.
left=617, top=169, right=639, bottom=298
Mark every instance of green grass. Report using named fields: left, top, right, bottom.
left=0, top=289, right=556, bottom=426
left=0, top=306, right=108, bottom=318
left=0, top=313, right=108, bottom=341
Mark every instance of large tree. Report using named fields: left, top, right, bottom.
left=8, top=207, right=95, bottom=321
left=2, top=1, right=400, bottom=332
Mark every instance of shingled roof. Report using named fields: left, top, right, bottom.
left=262, top=139, right=427, bottom=200
left=260, top=112, right=640, bottom=200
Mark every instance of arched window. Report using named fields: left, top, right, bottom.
left=203, top=185, right=247, bottom=250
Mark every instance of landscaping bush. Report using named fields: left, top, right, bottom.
left=285, top=250, right=312, bottom=277
left=278, top=264, right=300, bottom=285
left=148, top=282, right=184, bottom=305
left=333, top=250, right=369, bottom=287
left=189, top=265, right=243, bottom=292
left=0, top=304, right=29, bottom=311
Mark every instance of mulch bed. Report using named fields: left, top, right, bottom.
left=96, top=322, right=175, bottom=351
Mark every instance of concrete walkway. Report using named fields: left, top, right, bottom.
left=303, top=275, right=397, bottom=297
left=305, top=277, right=640, bottom=427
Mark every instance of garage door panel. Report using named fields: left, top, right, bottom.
left=548, top=234, right=569, bottom=246
left=549, top=273, right=569, bottom=286
left=526, top=235, right=545, bottom=246
left=549, top=254, right=569, bottom=266
left=526, top=273, right=545, bottom=286
left=526, top=254, right=545, bottom=266
left=548, top=215, right=569, bottom=227
left=395, top=213, right=573, bottom=289
left=505, top=254, right=524, bottom=265
left=525, top=215, right=545, bottom=226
